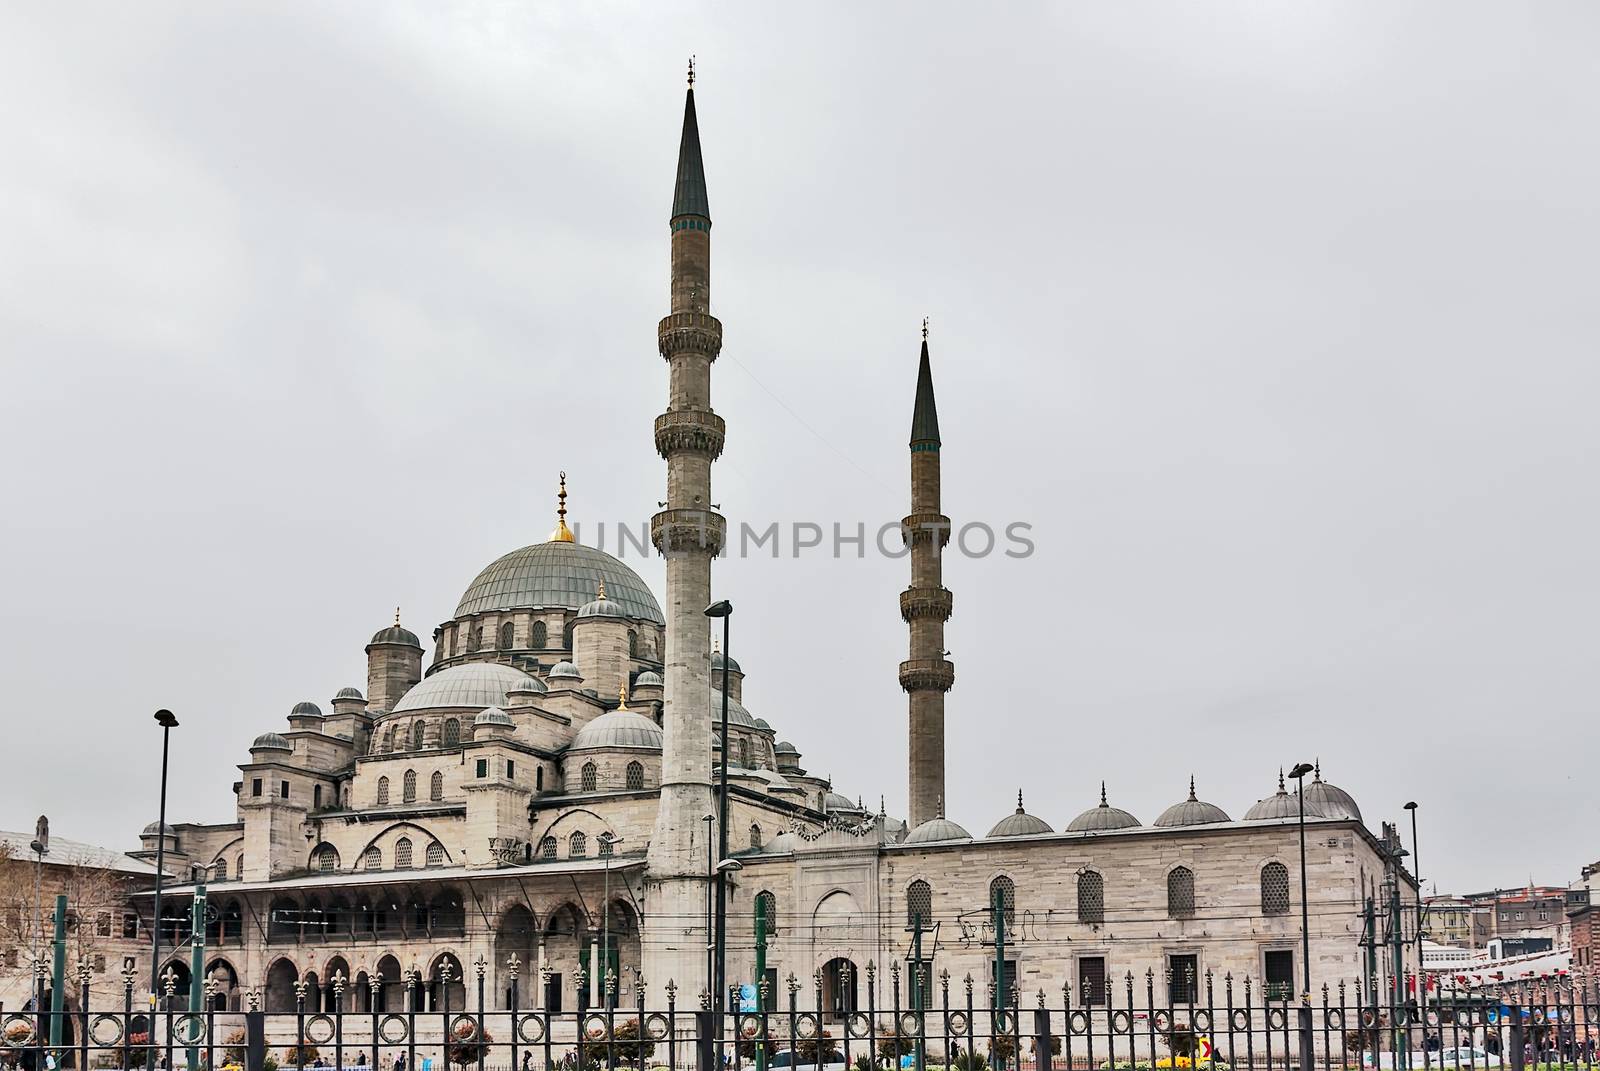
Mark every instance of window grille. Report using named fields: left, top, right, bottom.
left=430, top=771, right=444, bottom=801
left=1261, top=862, right=1291, bottom=916
left=1168, top=867, right=1196, bottom=919
left=756, top=891, right=779, bottom=935
left=395, top=837, right=413, bottom=869
left=907, top=880, right=933, bottom=929
left=426, top=842, right=446, bottom=868
left=540, top=836, right=556, bottom=860
left=403, top=770, right=417, bottom=802
left=581, top=763, right=598, bottom=793
left=989, top=875, right=1016, bottom=926
left=442, top=719, right=460, bottom=747
left=626, top=761, right=644, bottom=790
left=376, top=777, right=389, bottom=806
left=569, top=832, right=587, bottom=859
left=361, top=846, right=381, bottom=870
left=1078, top=871, right=1105, bottom=925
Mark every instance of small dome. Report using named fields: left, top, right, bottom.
left=1154, top=777, right=1231, bottom=827
left=763, top=831, right=799, bottom=855
left=334, top=686, right=364, bottom=701
left=549, top=661, right=582, bottom=679
left=290, top=700, right=323, bottom=718
left=507, top=677, right=549, bottom=694
left=987, top=791, right=1053, bottom=838
left=634, top=670, right=663, bottom=687
left=1303, top=763, right=1362, bottom=822
left=251, top=732, right=292, bottom=752
left=142, top=821, right=175, bottom=835
left=570, top=709, right=664, bottom=751
left=473, top=707, right=514, bottom=727
left=753, top=717, right=772, bottom=731
left=903, top=817, right=973, bottom=845
left=1244, top=771, right=1326, bottom=821
left=774, top=740, right=799, bottom=755
left=1066, top=783, right=1141, bottom=832
left=393, top=662, right=539, bottom=713
left=711, top=649, right=741, bottom=674
left=576, top=583, right=629, bottom=620
left=370, top=619, right=422, bottom=647
left=822, top=791, right=860, bottom=813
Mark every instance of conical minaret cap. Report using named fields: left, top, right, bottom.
left=910, top=328, right=941, bottom=448
left=672, top=60, right=710, bottom=221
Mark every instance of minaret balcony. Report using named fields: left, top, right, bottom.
left=658, top=312, right=723, bottom=360
left=898, top=658, right=955, bottom=693
left=651, top=508, right=727, bottom=556
left=899, top=586, right=953, bottom=623
left=654, top=409, right=726, bottom=460
left=901, top=512, right=953, bottom=548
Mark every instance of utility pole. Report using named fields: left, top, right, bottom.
left=49, top=894, right=67, bottom=1048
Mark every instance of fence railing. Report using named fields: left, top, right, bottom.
left=4, top=960, right=1598, bottom=1071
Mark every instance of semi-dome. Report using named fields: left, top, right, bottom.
left=570, top=709, right=664, bottom=751
left=392, top=663, right=539, bottom=713
left=370, top=620, right=421, bottom=647
left=711, top=649, right=741, bottom=673
left=473, top=706, right=514, bottom=727
left=1066, top=783, right=1141, bottom=832
left=1244, top=771, right=1326, bottom=821
left=455, top=541, right=664, bottom=624
left=903, top=816, right=973, bottom=845
left=290, top=700, right=323, bottom=718
left=251, top=732, right=292, bottom=751
left=634, top=670, right=663, bottom=687
left=763, top=831, right=799, bottom=854
left=1302, top=763, right=1362, bottom=822
left=549, top=661, right=582, bottom=679
left=334, top=686, right=364, bottom=701
left=987, top=791, right=1053, bottom=838
left=1154, top=777, right=1231, bottom=827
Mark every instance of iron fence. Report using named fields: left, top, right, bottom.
left=4, top=959, right=1599, bottom=1071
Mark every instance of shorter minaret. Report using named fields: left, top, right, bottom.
left=900, top=321, right=955, bottom=828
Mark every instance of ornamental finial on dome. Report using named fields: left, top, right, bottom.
left=548, top=472, right=575, bottom=543
left=1100, top=780, right=1108, bottom=806
left=1016, top=789, right=1025, bottom=814
left=618, top=683, right=628, bottom=710
left=395, top=606, right=401, bottom=625
left=1188, top=775, right=1198, bottom=801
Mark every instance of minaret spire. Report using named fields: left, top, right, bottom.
left=646, top=63, right=727, bottom=1006
left=900, top=322, right=955, bottom=828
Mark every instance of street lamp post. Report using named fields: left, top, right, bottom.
left=1404, top=802, right=1421, bottom=998
left=149, top=709, right=179, bottom=1071
left=599, top=833, right=623, bottom=1007
left=715, top=858, right=745, bottom=1015
left=704, top=600, right=733, bottom=1016
left=702, top=813, right=715, bottom=1001
left=1289, top=761, right=1316, bottom=1071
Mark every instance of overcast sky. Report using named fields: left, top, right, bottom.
left=1, top=3, right=1595, bottom=896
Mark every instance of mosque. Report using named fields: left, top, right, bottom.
left=130, top=70, right=1415, bottom=1020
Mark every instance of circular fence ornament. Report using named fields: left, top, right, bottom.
left=738, top=1015, right=764, bottom=1040
left=644, top=1014, right=673, bottom=1041
left=991, top=1010, right=1014, bottom=1035
left=378, top=1014, right=410, bottom=1045
left=303, top=1014, right=336, bottom=1046
left=1153, top=1010, right=1172, bottom=1033
left=898, top=1012, right=923, bottom=1039
left=89, top=1015, right=125, bottom=1047
left=1192, top=1010, right=1213, bottom=1033
left=946, top=1010, right=970, bottom=1036
left=583, top=1014, right=611, bottom=1042
left=2, top=1016, right=37, bottom=1049
left=793, top=1012, right=819, bottom=1040
left=515, top=1014, right=546, bottom=1046
left=1113, top=1010, right=1135, bottom=1035
left=1324, top=1008, right=1345, bottom=1031
left=1068, top=1010, right=1091, bottom=1035
left=1266, top=1007, right=1288, bottom=1031
left=172, top=1014, right=208, bottom=1047
left=1231, top=1008, right=1252, bottom=1032
left=846, top=1012, right=872, bottom=1039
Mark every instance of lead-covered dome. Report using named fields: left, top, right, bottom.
left=290, top=700, right=323, bottom=718
left=1067, top=784, right=1141, bottom=832
left=334, top=686, right=364, bottom=701
left=1244, top=771, right=1325, bottom=821
left=393, top=663, right=539, bottom=713
left=903, top=816, right=973, bottom=845
left=987, top=791, right=1053, bottom=838
left=474, top=706, right=514, bottom=727
left=455, top=541, right=663, bottom=624
left=1302, top=763, right=1362, bottom=822
left=1155, top=777, right=1231, bottom=827
left=370, top=623, right=421, bottom=647
left=712, top=649, right=741, bottom=673
left=251, top=732, right=292, bottom=752
left=570, top=709, right=664, bottom=751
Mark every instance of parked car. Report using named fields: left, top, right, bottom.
left=768, top=1051, right=849, bottom=1070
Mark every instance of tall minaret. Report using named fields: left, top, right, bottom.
left=645, top=60, right=726, bottom=999
left=900, top=323, right=955, bottom=828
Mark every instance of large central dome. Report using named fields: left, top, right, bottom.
left=454, top=541, right=664, bottom=624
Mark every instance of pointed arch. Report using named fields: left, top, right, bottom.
left=376, top=776, right=390, bottom=806
left=402, top=769, right=417, bottom=803
left=430, top=770, right=444, bottom=801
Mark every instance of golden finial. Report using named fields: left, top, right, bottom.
left=597, top=580, right=607, bottom=600
left=618, top=684, right=628, bottom=710
left=394, top=607, right=401, bottom=626
left=548, top=472, right=575, bottom=542
left=922, top=317, right=929, bottom=341
left=687, top=56, right=695, bottom=89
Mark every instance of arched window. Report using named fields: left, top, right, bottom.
left=382, top=726, right=395, bottom=753
left=411, top=722, right=426, bottom=750
left=316, top=845, right=340, bottom=872
left=236, top=853, right=243, bottom=879
left=376, top=777, right=390, bottom=806
left=1261, top=862, right=1291, bottom=916
left=569, top=832, right=587, bottom=859
left=562, top=621, right=575, bottom=649
left=628, top=630, right=638, bottom=658
left=425, top=842, right=446, bottom=868
left=539, top=836, right=556, bottom=860
left=580, top=762, right=598, bottom=793
left=749, top=824, right=762, bottom=850
left=361, top=845, right=381, bottom=871
left=442, top=719, right=460, bottom=747
left=536, top=766, right=545, bottom=791
left=989, top=875, right=1016, bottom=927
left=430, top=771, right=444, bottom=802
left=598, top=834, right=614, bottom=858
left=499, top=621, right=514, bottom=649
left=1077, top=871, right=1105, bottom=925
left=906, top=880, right=933, bottom=929
left=1168, top=866, right=1196, bottom=919
left=625, top=761, right=644, bottom=790
left=756, top=891, right=779, bottom=935
left=212, top=857, right=228, bottom=882
left=467, top=625, right=482, bottom=653
left=532, top=621, right=548, bottom=648
left=394, top=838, right=413, bottom=870
left=402, top=770, right=417, bottom=803
left=738, top=738, right=750, bottom=766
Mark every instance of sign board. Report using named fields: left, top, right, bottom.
left=739, top=983, right=759, bottom=1013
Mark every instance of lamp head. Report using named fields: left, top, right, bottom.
left=1404, top=801, right=1418, bottom=811
left=1288, top=762, right=1315, bottom=779
left=154, top=709, right=179, bottom=728
left=715, top=858, right=744, bottom=873
left=703, top=601, right=733, bottom=618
